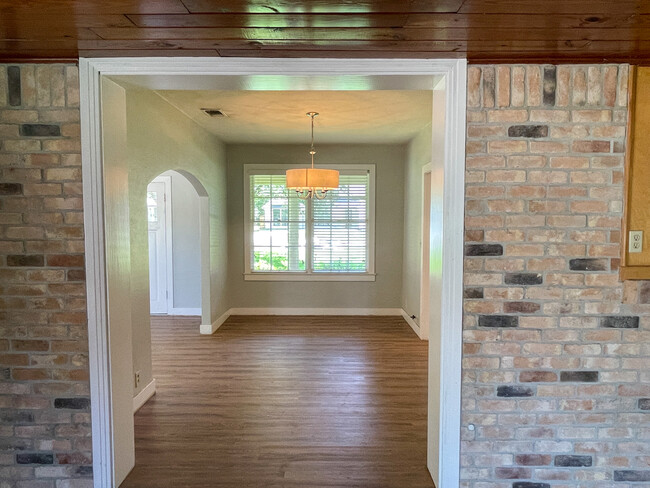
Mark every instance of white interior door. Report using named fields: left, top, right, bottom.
left=147, top=178, right=170, bottom=314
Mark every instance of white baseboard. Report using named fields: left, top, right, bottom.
left=401, top=309, right=422, bottom=339
left=133, top=378, right=156, bottom=413
left=199, top=308, right=408, bottom=335
left=168, top=307, right=201, bottom=316
left=200, top=309, right=231, bottom=335
left=229, top=307, right=403, bottom=316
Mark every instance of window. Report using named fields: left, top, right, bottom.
left=244, top=164, right=375, bottom=281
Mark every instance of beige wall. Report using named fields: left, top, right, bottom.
left=401, top=88, right=447, bottom=329
left=226, top=143, right=406, bottom=309
left=126, top=89, right=229, bottom=396
left=401, top=125, right=433, bottom=322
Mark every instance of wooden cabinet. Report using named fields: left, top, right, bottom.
left=622, top=66, right=650, bottom=280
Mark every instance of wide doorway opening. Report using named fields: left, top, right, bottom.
left=80, top=58, right=466, bottom=488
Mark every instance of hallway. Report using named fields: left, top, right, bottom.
left=121, top=315, right=433, bottom=487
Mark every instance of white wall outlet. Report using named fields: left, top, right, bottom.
left=629, top=231, right=643, bottom=253
left=134, top=371, right=141, bottom=388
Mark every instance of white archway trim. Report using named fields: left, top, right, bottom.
left=80, top=57, right=466, bottom=488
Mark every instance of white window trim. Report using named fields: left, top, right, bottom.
left=243, top=163, right=376, bottom=281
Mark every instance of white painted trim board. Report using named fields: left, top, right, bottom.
left=133, top=379, right=156, bottom=413
left=200, top=308, right=406, bottom=335
left=200, top=309, right=231, bottom=335
left=419, top=163, right=433, bottom=341
left=168, top=308, right=202, bottom=316
left=229, top=307, right=402, bottom=316
left=400, top=310, right=422, bottom=339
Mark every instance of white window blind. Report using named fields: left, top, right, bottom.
left=312, top=174, right=368, bottom=272
left=245, top=166, right=374, bottom=279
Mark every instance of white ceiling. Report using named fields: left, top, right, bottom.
left=154, top=90, right=433, bottom=144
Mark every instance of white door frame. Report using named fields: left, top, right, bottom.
left=419, top=163, right=433, bottom=341
left=79, top=57, right=466, bottom=488
left=148, top=175, right=174, bottom=315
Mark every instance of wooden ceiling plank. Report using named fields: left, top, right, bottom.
left=0, top=40, right=80, bottom=50
left=181, top=0, right=464, bottom=14
left=0, top=14, right=134, bottom=29
left=124, top=12, right=646, bottom=30
left=467, top=52, right=645, bottom=64
left=459, top=0, right=649, bottom=15
left=405, top=13, right=646, bottom=29
left=89, top=26, right=650, bottom=42
left=77, top=49, right=220, bottom=57
left=0, top=27, right=102, bottom=41
left=0, top=55, right=79, bottom=62
left=79, top=39, right=465, bottom=50
left=216, top=49, right=455, bottom=58
left=0, top=0, right=189, bottom=15
left=74, top=38, right=650, bottom=52
left=126, top=13, right=411, bottom=28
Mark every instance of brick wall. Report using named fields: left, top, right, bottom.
left=0, top=65, right=92, bottom=487
left=463, top=65, right=650, bottom=487
left=2, top=61, right=650, bottom=488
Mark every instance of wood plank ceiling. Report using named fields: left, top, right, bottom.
left=1, top=0, right=650, bottom=62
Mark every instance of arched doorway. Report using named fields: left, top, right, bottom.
left=146, top=169, right=210, bottom=324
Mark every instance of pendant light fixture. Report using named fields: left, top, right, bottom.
left=286, top=112, right=339, bottom=200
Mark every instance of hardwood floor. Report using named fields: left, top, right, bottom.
left=120, top=315, right=433, bottom=488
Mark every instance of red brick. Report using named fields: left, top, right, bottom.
left=512, top=66, right=525, bottom=106
left=487, top=110, right=528, bottom=122
left=507, top=155, right=546, bottom=168
left=497, top=66, right=510, bottom=108
left=52, top=369, right=89, bottom=381
left=49, top=312, right=86, bottom=325
left=12, top=368, right=51, bottom=380
left=467, top=67, right=481, bottom=107
left=530, top=109, right=569, bottom=122
left=526, top=66, right=542, bottom=106
left=0, top=353, right=29, bottom=366
left=488, top=140, right=527, bottom=154
left=571, top=140, right=611, bottom=153
left=46, top=255, right=84, bottom=267
left=516, top=454, right=552, bottom=466
left=530, top=141, right=568, bottom=153
left=12, top=340, right=49, bottom=352
left=528, top=201, right=566, bottom=213
left=507, top=185, right=546, bottom=198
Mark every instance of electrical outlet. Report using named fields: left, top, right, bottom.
left=134, top=371, right=140, bottom=388
left=629, top=231, right=643, bottom=253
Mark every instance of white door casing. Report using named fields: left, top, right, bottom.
left=80, top=58, right=466, bottom=488
left=147, top=177, right=172, bottom=314
left=419, top=165, right=433, bottom=341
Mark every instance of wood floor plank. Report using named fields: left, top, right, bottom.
left=120, top=315, right=433, bottom=488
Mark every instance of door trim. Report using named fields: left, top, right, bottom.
left=80, top=57, right=466, bottom=488
left=148, top=175, right=173, bottom=314
left=419, top=163, right=433, bottom=341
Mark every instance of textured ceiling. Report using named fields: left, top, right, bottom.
left=1, top=1, right=650, bottom=62
left=155, top=90, right=433, bottom=144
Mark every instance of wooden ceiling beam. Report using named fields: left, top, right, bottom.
left=1, top=0, right=650, bottom=62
